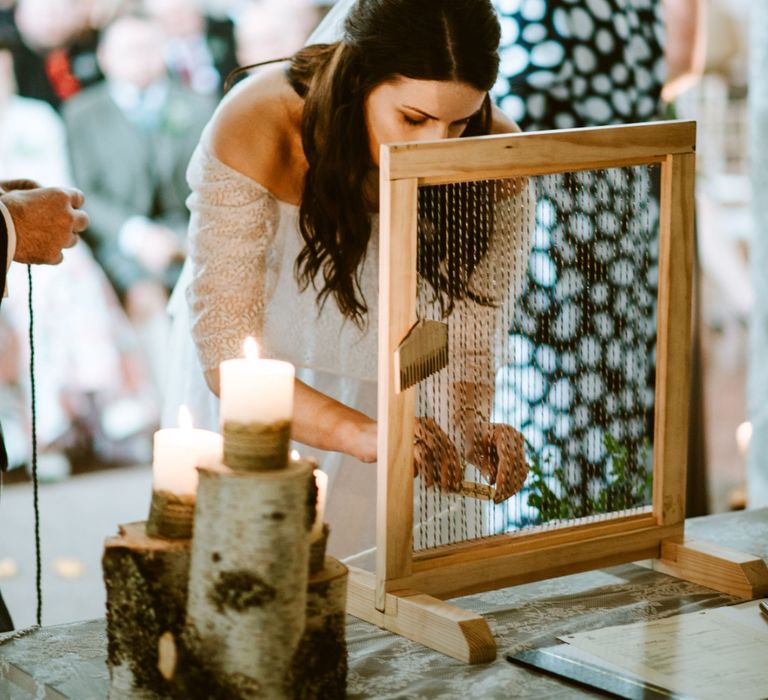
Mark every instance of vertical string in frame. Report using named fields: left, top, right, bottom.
left=27, top=265, right=42, bottom=627
left=472, top=179, right=483, bottom=540
left=574, top=171, right=593, bottom=521
left=423, top=185, right=440, bottom=546
left=632, top=166, right=640, bottom=505
left=437, top=184, right=450, bottom=548
left=499, top=177, right=513, bottom=533
left=617, top=167, right=631, bottom=513
left=517, top=176, right=531, bottom=532
left=451, top=182, right=468, bottom=540
left=558, top=172, right=572, bottom=530
left=416, top=187, right=425, bottom=551
left=645, top=163, right=659, bottom=504
left=640, top=164, right=655, bottom=508
left=584, top=169, right=600, bottom=520
left=596, top=169, right=614, bottom=512
left=482, top=179, right=494, bottom=539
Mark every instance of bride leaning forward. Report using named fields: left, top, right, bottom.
left=174, top=0, right=530, bottom=559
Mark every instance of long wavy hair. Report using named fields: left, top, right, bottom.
left=285, top=0, right=501, bottom=324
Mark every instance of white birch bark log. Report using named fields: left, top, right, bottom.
left=290, top=556, right=348, bottom=699
left=103, top=522, right=191, bottom=699
left=185, top=461, right=314, bottom=699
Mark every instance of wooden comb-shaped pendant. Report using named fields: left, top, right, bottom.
left=394, top=319, right=449, bottom=393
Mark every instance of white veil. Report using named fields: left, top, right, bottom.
left=305, top=0, right=357, bottom=45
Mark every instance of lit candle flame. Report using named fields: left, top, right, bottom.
left=178, top=405, right=194, bottom=430
left=244, top=336, right=260, bottom=360
left=736, top=421, right=752, bottom=457
left=290, top=449, right=300, bottom=461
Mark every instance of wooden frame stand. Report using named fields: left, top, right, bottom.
left=346, top=122, right=768, bottom=664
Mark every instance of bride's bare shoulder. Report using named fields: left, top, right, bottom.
left=207, top=65, right=304, bottom=202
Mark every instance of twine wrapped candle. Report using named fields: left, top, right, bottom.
left=220, top=338, right=295, bottom=471
left=146, top=406, right=222, bottom=540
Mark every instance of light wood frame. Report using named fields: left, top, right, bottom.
left=346, top=121, right=768, bottom=664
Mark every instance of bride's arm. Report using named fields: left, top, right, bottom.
left=204, top=370, right=377, bottom=462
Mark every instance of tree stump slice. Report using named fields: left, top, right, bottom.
left=102, top=521, right=191, bottom=699
left=185, top=461, right=314, bottom=699
left=291, top=556, right=348, bottom=700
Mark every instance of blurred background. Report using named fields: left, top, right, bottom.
left=0, top=0, right=761, bottom=628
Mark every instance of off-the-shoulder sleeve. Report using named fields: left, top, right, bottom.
left=185, top=145, right=281, bottom=371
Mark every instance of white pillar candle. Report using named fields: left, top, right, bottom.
left=152, top=406, right=223, bottom=496
left=220, top=337, right=295, bottom=424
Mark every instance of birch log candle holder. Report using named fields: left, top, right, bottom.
left=103, top=522, right=191, bottom=699
left=104, top=408, right=221, bottom=698
left=184, top=459, right=315, bottom=698
left=282, top=460, right=348, bottom=697
left=292, top=555, right=348, bottom=699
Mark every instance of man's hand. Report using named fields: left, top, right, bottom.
left=0, top=179, right=41, bottom=192
left=2, top=186, right=88, bottom=265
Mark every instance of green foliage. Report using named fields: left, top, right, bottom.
left=526, top=434, right=652, bottom=524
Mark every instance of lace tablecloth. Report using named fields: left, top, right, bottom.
left=2, top=508, right=766, bottom=699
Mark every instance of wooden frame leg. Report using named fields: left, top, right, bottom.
left=654, top=538, right=768, bottom=599
left=346, top=567, right=496, bottom=664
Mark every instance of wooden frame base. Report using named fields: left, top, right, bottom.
left=654, top=538, right=768, bottom=599
left=346, top=535, right=768, bottom=664
left=346, top=568, right=496, bottom=664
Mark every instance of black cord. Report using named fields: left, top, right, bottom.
left=27, top=265, right=41, bottom=627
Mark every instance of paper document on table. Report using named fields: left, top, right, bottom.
left=559, top=600, right=768, bottom=700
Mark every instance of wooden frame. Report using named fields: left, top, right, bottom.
left=347, top=121, right=768, bottom=663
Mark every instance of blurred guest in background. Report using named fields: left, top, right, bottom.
left=63, top=13, right=214, bottom=389
left=9, top=0, right=105, bottom=108
left=233, top=0, right=319, bottom=69
left=0, top=36, right=157, bottom=480
left=144, top=0, right=237, bottom=95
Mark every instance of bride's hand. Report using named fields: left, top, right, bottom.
left=413, top=417, right=463, bottom=493
left=466, top=422, right=529, bottom=503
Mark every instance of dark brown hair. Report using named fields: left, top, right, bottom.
left=286, top=0, right=501, bottom=324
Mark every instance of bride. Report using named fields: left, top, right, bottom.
left=166, top=0, right=530, bottom=561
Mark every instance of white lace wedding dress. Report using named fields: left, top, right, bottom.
left=166, top=140, right=533, bottom=568
left=165, top=138, right=380, bottom=562
left=165, top=0, right=534, bottom=563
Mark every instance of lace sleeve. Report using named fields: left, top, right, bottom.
left=185, top=145, right=281, bottom=371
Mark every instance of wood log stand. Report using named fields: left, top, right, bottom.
left=103, top=522, right=190, bottom=699
left=104, top=460, right=349, bottom=698
left=184, top=462, right=313, bottom=699
left=290, top=555, right=348, bottom=699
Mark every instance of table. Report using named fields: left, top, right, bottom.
left=2, top=508, right=766, bottom=699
